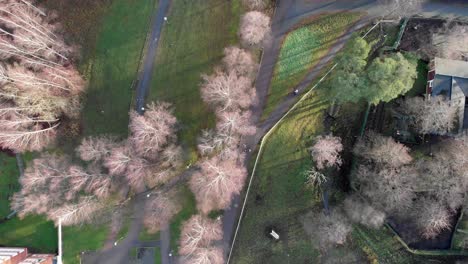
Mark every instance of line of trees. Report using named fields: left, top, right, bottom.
left=0, top=0, right=85, bottom=152
left=12, top=99, right=184, bottom=227
left=179, top=1, right=271, bottom=262
left=354, top=131, right=468, bottom=238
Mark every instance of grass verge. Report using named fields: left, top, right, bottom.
left=149, top=0, right=241, bottom=160
left=262, top=12, right=363, bottom=119
left=0, top=216, right=57, bottom=253
left=63, top=224, right=109, bottom=264
left=0, top=153, right=19, bottom=218
left=170, top=185, right=197, bottom=253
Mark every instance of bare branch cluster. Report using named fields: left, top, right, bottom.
left=354, top=133, right=468, bottom=238
left=11, top=154, right=113, bottom=225
left=378, top=0, right=425, bottom=18
left=343, top=194, right=386, bottom=229
left=400, top=96, right=457, bottom=135
left=353, top=131, right=413, bottom=167
left=143, top=189, right=182, bottom=233
left=310, top=135, right=343, bottom=169
left=239, top=11, right=271, bottom=47
left=0, top=0, right=85, bottom=152
left=129, top=102, right=177, bottom=158
left=189, top=155, right=247, bottom=214
left=432, top=24, right=468, bottom=61
left=242, top=0, right=267, bottom=11
left=302, top=209, right=352, bottom=250
left=179, top=215, right=224, bottom=264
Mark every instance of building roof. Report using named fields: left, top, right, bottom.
left=0, top=248, right=26, bottom=262
left=434, top=57, right=468, bottom=78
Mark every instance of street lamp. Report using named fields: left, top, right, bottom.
left=57, top=218, right=63, bottom=264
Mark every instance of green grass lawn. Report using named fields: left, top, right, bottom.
left=262, top=12, right=363, bottom=119
left=0, top=215, right=57, bottom=253
left=63, top=224, right=109, bottom=264
left=231, top=86, right=330, bottom=263
left=81, top=0, right=157, bottom=137
left=149, top=0, right=241, bottom=160
left=170, top=185, right=197, bottom=253
left=0, top=153, right=19, bottom=218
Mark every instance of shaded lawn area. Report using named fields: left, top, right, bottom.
left=0, top=153, right=19, bottom=218
left=0, top=216, right=57, bottom=253
left=262, top=12, right=363, bottom=119
left=231, top=88, right=330, bottom=264
left=81, top=0, right=157, bottom=137
left=149, top=0, right=241, bottom=161
left=63, top=224, right=109, bottom=264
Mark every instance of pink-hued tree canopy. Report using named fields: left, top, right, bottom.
left=189, top=155, right=247, bottom=214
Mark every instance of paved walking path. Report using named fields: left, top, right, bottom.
left=83, top=0, right=172, bottom=263
left=135, top=0, right=171, bottom=114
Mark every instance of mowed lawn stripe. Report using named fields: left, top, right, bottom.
left=262, top=12, right=363, bottom=119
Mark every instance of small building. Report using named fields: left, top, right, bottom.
left=0, top=248, right=54, bottom=264
left=426, top=57, right=468, bottom=132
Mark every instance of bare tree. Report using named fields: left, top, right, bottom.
left=415, top=156, right=467, bottom=211
left=104, top=144, right=134, bottom=176
left=215, top=110, right=256, bottom=138
left=304, top=167, right=327, bottom=190
left=197, top=129, right=225, bottom=156
left=413, top=197, right=452, bottom=239
left=0, top=0, right=85, bottom=152
left=239, top=11, right=271, bottom=47
left=189, top=155, right=247, bottom=214
left=310, top=135, right=343, bottom=170
left=77, top=136, right=118, bottom=162
left=343, top=195, right=386, bottom=229
left=48, top=196, right=104, bottom=226
left=179, top=215, right=222, bottom=256
left=302, top=209, right=352, bottom=250
left=181, top=246, right=224, bottom=264
left=201, top=69, right=257, bottom=111
left=222, top=46, right=258, bottom=79
left=242, top=0, right=267, bottom=11
left=143, top=189, right=182, bottom=233
left=378, top=0, right=425, bottom=18
left=129, top=102, right=177, bottom=159
left=11, top=154, right=112, bottom=225
left=353, top=131, right=412, bottom=167
left=433, top=24, right=468, bottom=61
left=356, top=165, right=417, bottom=214
left=400, top=96, right=457, bottom=135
